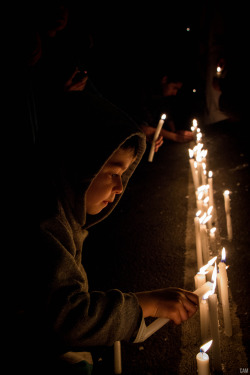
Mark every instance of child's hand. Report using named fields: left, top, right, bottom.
left=135, top=287, right=199, bottom=325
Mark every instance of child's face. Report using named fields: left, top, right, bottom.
left=85, top=147, right=135, bottom=215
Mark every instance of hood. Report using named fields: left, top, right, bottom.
left=37, top=91, right=146, bottom=228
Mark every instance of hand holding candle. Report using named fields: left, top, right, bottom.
left=148, top=113, right=166, bottom=162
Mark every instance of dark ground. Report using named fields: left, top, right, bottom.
left=84, top=118, right=250, bottom=374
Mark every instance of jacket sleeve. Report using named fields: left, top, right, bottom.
left=35, top=218, right=142, bottom=351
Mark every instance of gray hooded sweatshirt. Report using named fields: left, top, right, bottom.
left=16, top=91, right=147, bottom=371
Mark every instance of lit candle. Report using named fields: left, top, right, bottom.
left=114, top=341, right=122, bottom=374
left=206, top=256, right=217, bottom=282
left=196, top=155, right=203, bottom=186
left=196, top=340, right=213, bottom=375
left=200, top=215, right=209, bottom=265
left=216, top=66, right=222, bottom=76
left=189, top=149, right=199, bottom=190
left=223, top=190, right=233, bottom=240
left=196, top=191, right=204, bottom=212
left=148, top=113, right=166, bottom=162
left=208, top=171, right=214, bottom=207
left=202, top=163, right=207, bottom=185
left=207, top=265, right=222, bottom=371
left=218, top=248, right=232, bottom=336
left=194, top=211, right=203, bottom=271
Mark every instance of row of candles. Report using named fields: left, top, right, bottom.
left=189, top=119, right=233, bottom=374
left=114, top=114, right=233, bottom=374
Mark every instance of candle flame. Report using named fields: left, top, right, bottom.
left=188, top=149, right=194, bottom=158
left=208, top=171, right=213, bottom=178
left=210, top=227, right=216, bottom=234
left=203, top=214, right=212, bottom=224
left=199, top=264, right=209, bottom=275
left=198, top=192, right=203, bottom=200
left=207, top=205, right=213, bottom=215
left=193, top=119, right=198, bottom=127
left=203, top=196, right=209, bottom=204
left=202, top=162, right=206, bottom=170
left=217, top=66, right=222, bottom=73
left=200, top=340, right=213, bottom=353
left=196, top=210, right=202, bottom=217
left=197, top=133, right=202, bottom=142
left=202, top=291, right=211, bottom=300
left=224, top=190, right=230, bottom=196
left=201, top=149, right=207, bottom=158
left=222, top=247, right=226, bottom=261
left=212, top=263, right=217, bottom=290
left=199, top=213, right=207, bottom=224
left=161, top=113, right=167, bottom=120
left=208, top=256, right=217, bottom=266
left=197, top=185, right=206, bottom=192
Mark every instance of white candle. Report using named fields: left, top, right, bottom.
left=189, top=152, right=199, bottom=190
left=196, top=191, right=204, bottom=212
left=196, top=340, right=212, bottom=375
left=200, top=221, right=209, bottom=265
left=208, top=294, right=222, bottom=371
left=208, top=171, right=214, bottom=207
left=194, top=214, right=203, bottom=271
left=200, top=297, right=210, bottom=344
left=202, top=164, right=207, bottom=185
left=223, top=190, right=233, bottom=240
left=218, top=249, right=232, bottom=336
left=114, top=341, right=122, bottom=374
left=194, top=272, right=206, bottom=289
left=148, top=113, right=166, bottom=162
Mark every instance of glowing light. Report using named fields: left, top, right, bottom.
left=189, top=149, right=194, bottom=158
left=208, top=171, right=213, bottom=178
left=221, top=247, right=226, bottom=262
left=210, top=227, right=216, bottom=235
left=161, top=113, right=167, bottom=120
left=200, top=340, right=213, bottom=353
left=207, top=205, right=213, bottom=215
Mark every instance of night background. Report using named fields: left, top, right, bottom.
left=11, top=1, right=249, bottom=374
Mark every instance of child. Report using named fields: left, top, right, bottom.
left=15, top=92, right=198, bottom=374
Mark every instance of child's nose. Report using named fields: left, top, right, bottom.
left=113, top=178, right=123, bottom=194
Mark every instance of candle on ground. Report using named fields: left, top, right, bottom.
left=206, top=257, right=217, bottom=282
left=194, top=211, right=203, bottom=271
left=208, top=294, right=222, bottom=371
left=148, top=113, right=166, bottom=162
left=189, top=149, right=199, bottom=189
left=114, top=341, right=122, bottom=374
left=218, top=248, right=232, bottom=336
left=196, top=340, right=213, bottom=375
left=200, top=294, right=210, bottom=344
left=208, top=171, right=214, bottom=207
left=200, top=216, right=210, bottom=265
left=223, top=190, right=233, bottom=240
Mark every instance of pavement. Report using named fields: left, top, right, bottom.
left=84, top=118, right=250, bottom=374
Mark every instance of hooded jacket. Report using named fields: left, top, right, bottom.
left=17, top=91, right=146, bottom=368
